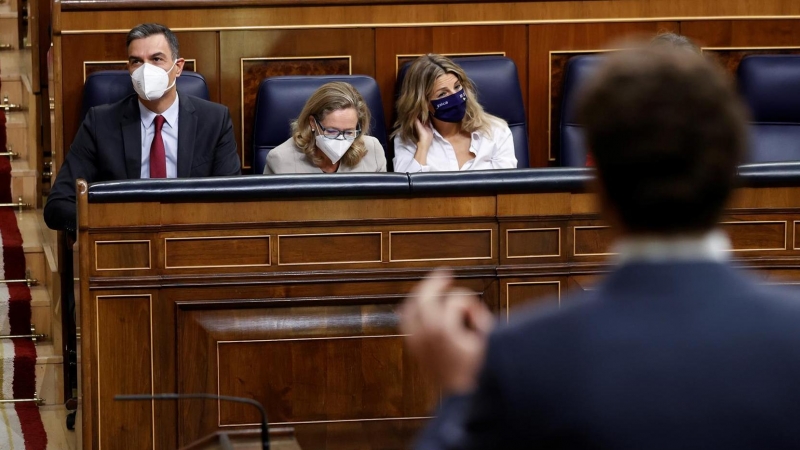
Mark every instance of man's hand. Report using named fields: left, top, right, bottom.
left=400, top=268, right=495, bottom=395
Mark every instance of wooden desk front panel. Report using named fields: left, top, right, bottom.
left=80, top=188, right=800, bottom=449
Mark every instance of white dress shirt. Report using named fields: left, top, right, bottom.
left=139, top=95, right=180, bottom=178
left=393, top=119, right=517, bottom=172
left=612, top=230, right=731, bottom=265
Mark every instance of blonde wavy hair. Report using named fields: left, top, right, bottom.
left=291, top=82, right=371, bottom=167
left=392, top=54, right=504, bottom=144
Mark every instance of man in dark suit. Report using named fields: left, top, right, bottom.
left=44, top=23, right=241, bottom=233
left=401, top=47, right=800, bottom=449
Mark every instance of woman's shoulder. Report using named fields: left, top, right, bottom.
left=476, top=116, right=511, bottom=141
left=362, top=135, right=387, bottom=165
left=268, top=137, right=306, bottom=162
left=363, top=134, right=384, bottom=150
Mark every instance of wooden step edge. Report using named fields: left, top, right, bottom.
left=16, top=209, right=45, bottom=253
left=3, top=111, right=28, bottom=127
left=10, top=158, right=36, bottom=176
left=35, top=342, right=63, bottom=364
left=31, top=285, right=50, bottom=306
left=0, top=73, right=23, bottom=82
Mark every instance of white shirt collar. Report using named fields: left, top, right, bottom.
left=431, top=126, right=481, bottom=142
left=611, top=229, right=731, bottom=265
left=138, top=93, right=180, bottom=129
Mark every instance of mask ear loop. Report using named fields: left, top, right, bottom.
left=163, top=59, right=179, bottom=92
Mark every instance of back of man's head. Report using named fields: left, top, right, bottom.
left=577, top=47, right=748, bottom=235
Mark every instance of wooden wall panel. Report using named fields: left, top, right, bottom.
left=59, top=31, right=219, bottom=159
left=501, top=278, right=561, bottom=319
left=375, top=25, right=528, bottom=145
left=173, top=279, right=495, bottom=449
left=682, top=19, right=800, bottom=48
left=55, top=1, right=800, bottom=32
left=528, top=21, right=679, bottom=167
left=219, top=29, right=375, bottom=171
left=96, top=294, right=153, bottom=450
left=682, top=20, right=800, bottom=81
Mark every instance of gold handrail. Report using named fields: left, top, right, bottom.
left=0, top=392, right=46, bottom=406
left=0, top=270, right=38, bottom=287
left=2, top=95, right=25, bottom=112
left=0, top=197, right=30, bottom=213
left=0, top=325, right=47, bottom=342
left=0, top=145, right=18, bottom=160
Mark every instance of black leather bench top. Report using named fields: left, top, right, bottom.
left=86, top=164, right=800, bottom=203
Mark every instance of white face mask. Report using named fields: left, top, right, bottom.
left=130, top=61, right=177, bottom=101
left=315, top=135, right=353, bottom=164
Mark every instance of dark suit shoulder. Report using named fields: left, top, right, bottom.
left=84, top=94, right=138, bottom=123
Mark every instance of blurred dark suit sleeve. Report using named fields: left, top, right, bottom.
left=415, top=335, right=513, bottom=450
left=44, top=108, right=103, bottom=234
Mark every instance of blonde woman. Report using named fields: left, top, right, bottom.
left=264, top=82, right=386, bottom=174
left=392, top=54, right=516, bottom=172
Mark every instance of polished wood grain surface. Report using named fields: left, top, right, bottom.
left=61, top=0, right=571, bottom=11
left=77, top=184, right=800, bottom=450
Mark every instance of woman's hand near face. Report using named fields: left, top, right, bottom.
left=413, top=118, right=433, bottom=166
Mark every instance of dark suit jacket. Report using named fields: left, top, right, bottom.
left=44, top=93, right=241, bottom=232
left=418, top=262, right=800, bottom=449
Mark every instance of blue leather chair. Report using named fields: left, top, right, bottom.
left=80, top=70, right=210, bottom=120
left=738, top=55, right=800, bottom=163
left=559, top=55, right=603, bottom=167
left=396, top=55, right=529, bottom=168
left=252, top=76, right=387, bottom=174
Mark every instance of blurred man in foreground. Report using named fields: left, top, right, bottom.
left=401, top=46, right=800, bottom=449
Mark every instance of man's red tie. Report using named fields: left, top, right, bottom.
left=150, top=115, right=167, bottom=178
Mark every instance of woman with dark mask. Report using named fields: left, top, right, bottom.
left=392, top=54, right=517, bottom=172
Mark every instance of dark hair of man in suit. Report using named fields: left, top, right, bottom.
left=126, top=23, right=181, bottom=61
left=577, top=47, right=749, bottom=235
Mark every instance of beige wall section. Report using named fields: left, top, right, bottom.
left=56, top=0, right=800, bottom=33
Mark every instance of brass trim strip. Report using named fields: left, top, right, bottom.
left=164, top=235, right=272, bottom=269
left=388, top=228, right=494, bottom=262
left=701, top=45, right=800, bottom=52
left=94, top=240, right=152, bottom=272
left=276, top=231, right=382, bottom=266
left=573, top=225, right=616, bottom=257
left=505, top=227, right=561, bottom=259
left=240, top=54, right=353, bottom=169
left=721, top=220, right=788, bottom=252
left=83, top=59, right=198, bottom=82
left=395, top=51, right=505, bottom=76
left=60, top=16, right=800, bottom=35
left=505, top=280, right=561, bottom=321
left=217, top=334, right=406, bottom=344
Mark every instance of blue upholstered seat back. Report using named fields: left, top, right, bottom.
left=396, top=55, right=529, bottom=168
left=252, top=75, right=387, bottom=174
left=559, top=55, right=603, bottom=167
left=80, top=70, right=210, bottom=120
left=738, top=55, right=800, bottom=163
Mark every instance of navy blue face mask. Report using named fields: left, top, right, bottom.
left=430, top=89, right=467, bottom=123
